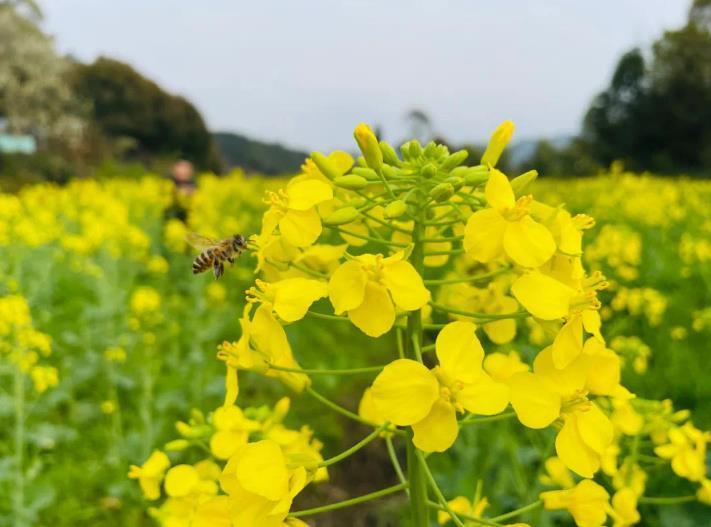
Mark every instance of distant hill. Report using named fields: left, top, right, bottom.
left=213, top=132, right=308, bottom=176
left=507, top=136, right=574, bottom=168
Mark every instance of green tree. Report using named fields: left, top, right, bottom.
left=0, top=2, right=85, bottom=147
left=70, top=57, right=219, bottom=170
left=583, top=1, right=711, bottom=174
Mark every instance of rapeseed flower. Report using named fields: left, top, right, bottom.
left=369, top=321, right=509, bottom=451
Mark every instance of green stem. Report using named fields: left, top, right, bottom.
left=318, top=422, right=390, bottom=467
left=386, top=437, right=407, bottom=485
left=459, top=411, right=516, bottom=426
left=330, top=226, right=408, bottom=247
left=424, top=266, right=510, bottom=286
left=423, top=248, right=465, bottom=256
left=427, top=501, right=502, bottom=526
left=288, top=261, right=328, bottom=278
left=269, top=363, right=384, bottom=375
left=421, top=234, right=464, bottom=243
left=305, top=386, right=381, bottom=428
left=289, top=482, right=408, bottom=518
left=416, top=450, right=465, bottom=527
left=489, top=500, right=542, bottom=522
left=306, top=310, right=350, bottom=322
left=406, top=197, right=430, bottom=526
left=13, top=363, right=25, bottom=527
left=429, top=301, right=528, bottom=321
left=638, top=495, right=696, bottom=505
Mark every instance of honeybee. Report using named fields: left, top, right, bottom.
left=186, top=233, right=249, bottom=279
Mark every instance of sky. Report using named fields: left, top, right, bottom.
left=41, top=0, right=691, bottom=152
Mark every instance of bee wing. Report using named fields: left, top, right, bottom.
left=185, top=232, right=218, bottom=250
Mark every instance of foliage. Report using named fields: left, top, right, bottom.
left=583, top=9, right=711, bottom=174
left=213, top=132, right=307, bottom=176
left=1, top=128, right=710, bottom=526
left=70, top=58, right=219, bottom=171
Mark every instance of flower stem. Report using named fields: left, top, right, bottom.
left=269, top=363, right=384, bottom=375
left=289, top=482, right=408, bottom=518
left=318, top=422, right=390, bottom=467
left=424, top=266, right=510, bottom=286
left=13, top=363, right=25, bottom=527
left=305, top=386, right=378, bottom=427
left=459, top=411, right=517, bottom=426
left=429, top=301, right=528, bottom=321
left=328, top=226, right=408, bottom=247
left=306, top=310, right=350, bottom=322
left=638, top=495, right=696, bottom=505
left=416, top=450, right=466, bottom=527
left=489, top=500, right=542, bottom=522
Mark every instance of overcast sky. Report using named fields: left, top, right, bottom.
left=41, top=1, right=690, bottom=152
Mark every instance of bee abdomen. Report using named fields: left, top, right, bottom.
left=192, top=252, right=213, bottom=274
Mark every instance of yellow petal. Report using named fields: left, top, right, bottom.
left=485, top=168, right=516, bottom=210
left=371, top=359, right=439, bottom=426
left=551, top=315, right=584, bottom=369
left=328, top=261, right=367, bottom=314
left=164, top=464, right=199, bottom=497
left=234, top=440, right=289, bottom=501
left=575, top=404, right=614, bottom=456
left=272, top=278, right=328, bottom=322
left=532, top=346, right=588, bottom=398
left=381, top=259, right=431, bottom=311
left=211, top=430, right=248, bottom=460
left=348, top=281, right=396, bottom=337
left=555, top=416, right=600, bottom=478
left=280, top=208, right=322, bottom=247
left=509, top=372, right=561, bottom=429
left=503, top=216, right=556, bottom=268
left=358, top=387, right=385, bottom=425
left=286, top=179, right=333, bottom=210
left=411, top=399, right=459, bottom=452
left=458, top=372, right=510, bottom=415
left=463, top=208, right=506, bottom=262
left=193, top=496, right=232, bottom=527
left=435, top=321, right=484, bottom=383
left=481, top=121, right=514, bottom=168
left=511, top=272, right=575, bottom=320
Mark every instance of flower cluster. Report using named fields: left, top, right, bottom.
left=131, top=122, right=711, bottom=527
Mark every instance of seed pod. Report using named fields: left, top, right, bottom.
left=429, top=182, right=454, bottom=202
left=379, top=140, right=401, bottom=166
left=323, top=206, right=360, bottom=226
left=440, top=149, right=469, bottom=170
left=511, top=170, right=538, bottom=196
left=352, top=167, right=379, bottom=181
left=354, top=123, right=383, bottom=170
left=311, top=152, right=340, bottom=179
left=334, top=174, right=369, bottom=190
left=384, top=199, right=408, bottom=219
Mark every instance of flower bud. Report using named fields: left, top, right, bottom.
left=444, top=176, right=465, bottom=190
left=510, top=170, right=538, bottom=196
left=429, top=182, right=454, bottom=202
left=334, top=174, right=369, bottom=190
left=379, top=140, right=401, bottom=166
left=421, top=163, right=437, bottom=179
left=384, top=199, right=408, bottom=219
left=381, top=165, right=403, bottom=179
left=423, top=141, right=439, bottom=159
left=402, top=140, right=422, bottom=160
left=352, top=167, right=379, bottom=181
left=323, top=206, right=360, bottom=226
left=481, top=120, right=514, bottom=167
left=165, top=439, right=190, bottom=452
left=311, top=152, right=340, bottom=179
left=354, top=123, right=383, bottom=170
left=462, top=165, right=490, bottom=186
left=440, top=149, right=469, bottom=170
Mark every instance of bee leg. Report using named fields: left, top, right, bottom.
left=227, top=257, right=235, bottom=264
left=214, top=261, right=224, bottom=279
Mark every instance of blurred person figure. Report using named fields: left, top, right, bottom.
left=166, top=159, right=196, bottom=221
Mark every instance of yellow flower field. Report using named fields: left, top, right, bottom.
left=1, top=126, right=710, bottom=527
